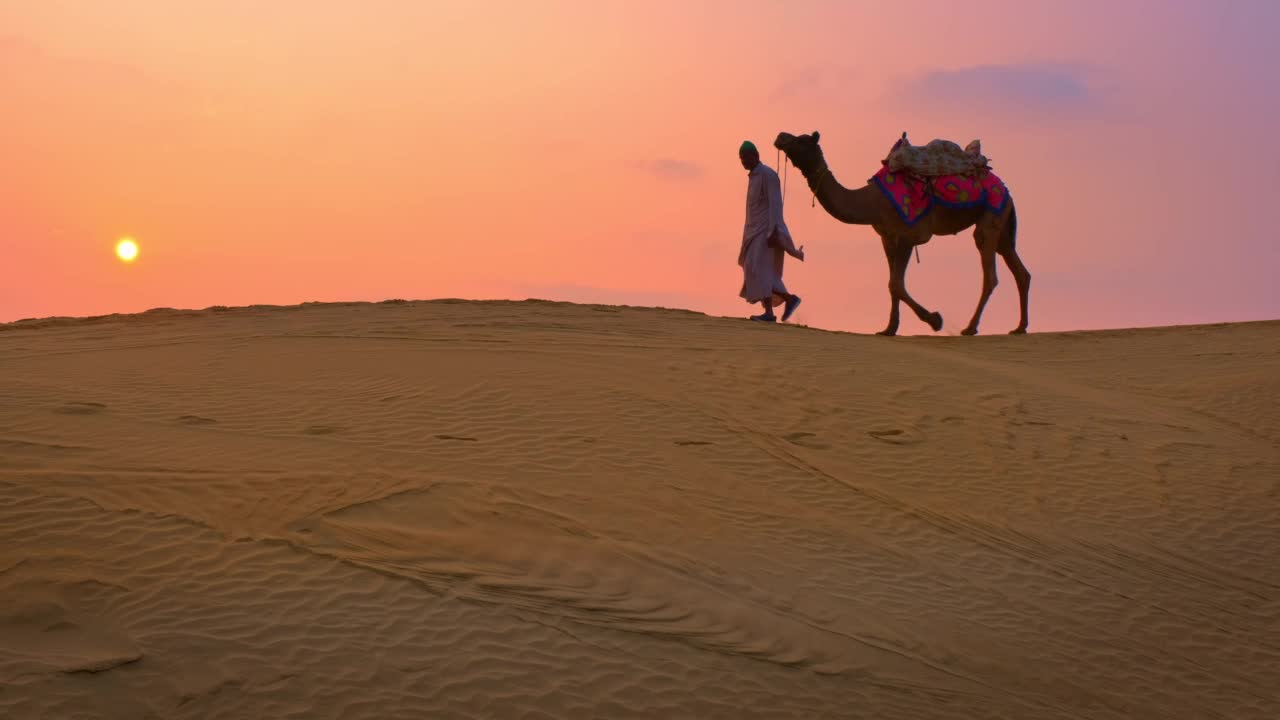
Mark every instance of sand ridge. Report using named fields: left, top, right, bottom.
left=2, top=300, right=1278, bottom=718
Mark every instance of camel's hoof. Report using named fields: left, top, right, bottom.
left=927, top=312, right=944, bottom=332
left=1008, top=327, right=1027, bottom=335
left=960, top=326, right=978, bottom=336
left=876, top=329, right=897, bottom=337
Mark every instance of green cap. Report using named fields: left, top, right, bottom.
left=739, top=140, right=758, bottom=155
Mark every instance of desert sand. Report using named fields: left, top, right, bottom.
left=1, top=299, right=1278, bottom=719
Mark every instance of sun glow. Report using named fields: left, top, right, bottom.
left=115, top=238, right=139, bottom=263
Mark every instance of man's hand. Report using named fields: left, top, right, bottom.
left=794, top=245, right=805, bottom=261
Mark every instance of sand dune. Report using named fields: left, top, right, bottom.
left=2, top=300, right=1278, bottom=719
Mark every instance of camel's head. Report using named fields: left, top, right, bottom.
left=774, top=131, right=825, bottom=176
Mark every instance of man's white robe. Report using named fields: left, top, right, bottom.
left=738, top=162, right=798, bottom=305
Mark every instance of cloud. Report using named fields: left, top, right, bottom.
left=894, top=63, right=1098, bottom=114
left=767, top=65, right=861, bottom=105
left=0, top=33, right=193, bottom=124
left=768, top=71, right=825, bottom=103
left=0, top=34, right=174, bottom=90
left=637, top=158, right=704, bottom=181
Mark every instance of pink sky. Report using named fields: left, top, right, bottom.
left=3, top=1, right=1278, bottom=333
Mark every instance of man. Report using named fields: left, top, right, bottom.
left=737, top=140, right=804, bottom=323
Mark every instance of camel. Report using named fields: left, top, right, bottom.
left=774, top=131, right=1031, bottom=336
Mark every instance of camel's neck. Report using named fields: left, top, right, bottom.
left=805, top=161, right=879, bottom=226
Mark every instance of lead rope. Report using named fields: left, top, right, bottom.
left=774, top=150, right=791, bottom=258
left=775, top=149, right=789, bottom=204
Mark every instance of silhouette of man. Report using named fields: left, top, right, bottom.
left=737, top=140, right=804, bottom=322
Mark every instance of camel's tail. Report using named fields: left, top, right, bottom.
left=999, top=203, right=1019, bottom=253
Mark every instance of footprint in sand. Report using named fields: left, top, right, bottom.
left=555, top=434, right=597, bottom=444
left=54, top=402, right=106, bottom=415
left=176, top=415, right=217, bottom=426
left=435, top=434, right=478, bottom=442
left=867, top=428, right=923, bottom=445
left=784, top=432, right=829, bottom=449
left=2, top=593, right=141, bottom=676
left=304, top=425, right=342, bottom=435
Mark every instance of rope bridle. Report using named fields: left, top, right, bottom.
left=794, top=157, right=922, bottom=264
left=807, top=164, right=834, bottom=207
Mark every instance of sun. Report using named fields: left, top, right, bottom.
left=115, top=238, right=139, bottom=263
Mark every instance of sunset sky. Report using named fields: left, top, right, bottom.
left=4, top=1, right=1278, bottom=333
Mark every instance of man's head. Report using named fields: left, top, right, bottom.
left=738, top=140, right=760, bottom=171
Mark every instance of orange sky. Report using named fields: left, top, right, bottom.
left=3, top=1, right=1278, bottom=333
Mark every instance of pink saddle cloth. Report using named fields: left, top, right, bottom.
left=870, top=134, right=1009, bottom=225
left=871, top=166, right=1009, bottom=226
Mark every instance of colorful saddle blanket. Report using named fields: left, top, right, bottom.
left=871, top=133, right=1008, bottom=225
left=871, top=166, right=1009, bottom=226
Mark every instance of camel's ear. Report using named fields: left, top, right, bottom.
left=811, top=131, right=820, bottom=142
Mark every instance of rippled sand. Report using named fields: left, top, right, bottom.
left=2, top=300, right=1278, bottom=719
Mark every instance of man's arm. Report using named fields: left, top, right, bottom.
left=765, top=171, right=802, bottom=258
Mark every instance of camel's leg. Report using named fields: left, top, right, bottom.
left=877, top=235, right=902, bottom=336
left=961, top=244, right=998, bottom=336
left=999, top=248, right=1031, bottom=333
left=889, top=239, right=944, bottom=333
left=996, top=206, right=1030, bottom=333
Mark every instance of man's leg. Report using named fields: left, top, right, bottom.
left=782, top=292, right=802, bottom=322
left=751, top=294, right=781, bottom=322
left=751, top=297, right=777, bottom=322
